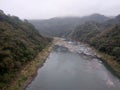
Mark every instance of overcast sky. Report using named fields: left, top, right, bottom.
left=0, top=0, right=120, bottom=19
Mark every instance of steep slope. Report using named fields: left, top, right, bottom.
left=69, top=15, right=120, bottom=76
left=69, top=21, right=102, bottom=42
left=29, top=14, right=109, bottom=37
left=90, top=25, right=120, bottom=62
left=0, top=10, right=51, bottom=88
left=70, top=15, right=120, bottom=62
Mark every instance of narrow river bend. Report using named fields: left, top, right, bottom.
left=26, top=38, right=120, bottom=90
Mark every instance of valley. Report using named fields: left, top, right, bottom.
left=0, top=10, right=120, bottom=90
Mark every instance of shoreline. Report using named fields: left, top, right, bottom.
left=7, top=42, right=53, bottom=90
left=70, top=38, right=120, bottom=79
left=77, top=40, right=120, bottom=79
left=80, top=41, right=120, bottom=79
left=6, top=38, right=120, bottom=90
left=95, top=50, right=120, bottom=79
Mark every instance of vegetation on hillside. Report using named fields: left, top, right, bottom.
left=0, top=10, right=51, bottom=89
left=70, top=15, right=120, bottom=62
left=69, top=21, right=102, bottom=42
left=69, top=15, right=120, bottom=76
left=90, top=25, right=120, bottom=63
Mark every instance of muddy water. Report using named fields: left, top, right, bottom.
left=26, top=39, right=120, bottom=90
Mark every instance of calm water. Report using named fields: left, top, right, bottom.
left=26, top=40, right=120, bottom=90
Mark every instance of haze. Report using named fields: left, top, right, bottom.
left=0, top=0, right=120, bottom=19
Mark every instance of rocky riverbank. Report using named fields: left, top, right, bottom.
left=55, top=38, right=120, bottom=79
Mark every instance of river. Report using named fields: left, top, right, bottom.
left=26, top=38, right=120, bottom=90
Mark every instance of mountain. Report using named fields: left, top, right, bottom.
left=29, top=17, right=81, bottom=37
left=103, top=15, right=120, bottom=26
left=69, top=21, right=103, bottom=42
left=69, top=15, right=120, bottom=77
left=69, top=14, right=120, bottom=41
left=90, top=24, right=120, bottom=60
left=0, top=10, right=51, bottom=88
left=79, top=14, right=109, bottom=23
left=69, top=14, right=120, bottom=64
left=29, top=14, right=109, bottom=37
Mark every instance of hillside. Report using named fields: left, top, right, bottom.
left=0, top=10, right=51, bottom=88
left=69, top=15, right=120, bottom=76
left=29, top=14, right=109, bottom=37
left=69, top=15, right=120, bottom=61
left=90, top=25, right=120, bottom=62
left=69, top=21, right=102, bottom=42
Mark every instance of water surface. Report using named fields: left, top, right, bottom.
left=26, top=39, right=120, bottom=90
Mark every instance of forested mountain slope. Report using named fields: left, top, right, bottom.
left=90, top=25, right=120, bottom=62
left=69, top=15, right=120, bottom=71
left=69, top=21, right=102, bottom=42
left=29, top=14, right=109, bottom=37
left=0, top=10, right=51, bottom=88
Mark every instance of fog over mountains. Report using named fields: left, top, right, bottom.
left=29, top=14, right=110, bottom=37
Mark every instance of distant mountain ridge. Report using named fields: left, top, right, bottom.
left=29, top=14, right=110, bottom=37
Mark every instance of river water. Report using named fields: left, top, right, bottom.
left=26, top=38, right=120, bottom=90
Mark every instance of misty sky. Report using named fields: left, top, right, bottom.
left=0, top=0, right=120, bottom=19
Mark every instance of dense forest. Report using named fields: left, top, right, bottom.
left=0, top=10, right=51, bottom=88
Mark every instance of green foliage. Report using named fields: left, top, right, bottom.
left=112, top=47, right=120, bottom=61
left=69, top=22, right=101, bottom=42
left=70, top=21, right=120, bottom=63
left=0, top=10, right=51, bottom=89
left=90, top=25, right=120, bottom=62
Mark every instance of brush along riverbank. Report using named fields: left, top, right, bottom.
left=6, top=42, right=53, bottom=90
left=81, top=42, right=120, bottom=79
left=95, top=50, right=120, bottom=79
left=73, top=39, right=120, bottom=79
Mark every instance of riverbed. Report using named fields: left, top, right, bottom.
left=26, top=38, right=120, bottom=90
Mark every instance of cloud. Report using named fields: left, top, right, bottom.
left=0, top=0, right=120, bottom=19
